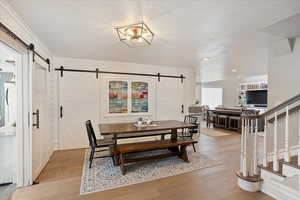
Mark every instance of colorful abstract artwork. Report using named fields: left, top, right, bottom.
left=131, top=82, right=148, bottom=113
left=109, top=81, right=128, bottom=113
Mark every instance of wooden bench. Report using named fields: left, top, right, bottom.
left=112, top=139, right=197, bottom=175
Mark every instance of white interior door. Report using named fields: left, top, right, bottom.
left=31, top=62, right=50, bottom=181
left=58, top=72, right=99, bottom=150
left=156, top=78, right=184, bottom=121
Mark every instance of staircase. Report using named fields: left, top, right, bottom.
left=237, top=94, right=300, bottom=200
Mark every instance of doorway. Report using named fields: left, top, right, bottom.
left=0, top=38, right=33, bottom=200
left=0, top=41, right=18, bottom=199
left=201, top=88, right=223, bottom=109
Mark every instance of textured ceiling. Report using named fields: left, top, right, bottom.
left=6, top=0, right=300, bottom=81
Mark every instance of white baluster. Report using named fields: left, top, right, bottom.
left=240, top=117, right=244, bottom=174
left=284, top=106, right=290, bottom=162
left=263, top=116, right=268, bottom=167
left=273, top=112, right=279, bottom=171
left=249, top=119, right=254, bottom=177
left=242, top=118, right=248, bottom=176
left=253, top=118, right=258, bottom=175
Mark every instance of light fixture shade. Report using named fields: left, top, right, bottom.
left=115, top=22, right=154, bottom=47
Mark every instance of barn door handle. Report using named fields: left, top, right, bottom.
left=33, top=109, right=39, bottom=129
left=60, top=106, right=63, bottom=118
left=181, top=105, right=184, bottom=114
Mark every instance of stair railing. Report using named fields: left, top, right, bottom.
left=239, top=93, right=300, bottom=178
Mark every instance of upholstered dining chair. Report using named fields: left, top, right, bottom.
left=85, top=120, right=114, bottom=168
left=179, top=115, right=198, bottom=152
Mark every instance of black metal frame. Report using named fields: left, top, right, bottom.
left=0, top=22, right=51, bottom=71
left=32, top=109, right=40, bottom=129
left=179, top=115, right=198, bottom=152
left=55, top=66, right=186, bottom=82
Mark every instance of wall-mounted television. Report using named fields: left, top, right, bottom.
left=246, top=90, right=268, bottom=107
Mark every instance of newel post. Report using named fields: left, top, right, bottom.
left=263, top=116, right=268, bottom=167
left=284, top=106, right=290, bottom=162
left=242, top=118, right=248, bottom=177
left=273, top=112, right=279, bottom=171
left=240, top=117, right=245, bottom=174
left=253, top=118, right=258, bottom=175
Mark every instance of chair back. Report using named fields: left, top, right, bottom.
left=182, top=115, right=198, bottom=137
left=184, top=115, right=198, bottom=125
left=85, top=120, right=97, bottom=148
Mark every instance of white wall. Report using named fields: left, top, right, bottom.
left=268, top=38, right=300, bottom=107
left=201, top=78, right=240, bottom=107
left=54, top=57, right=196, bottom=150
left=200, top=75, right=268, bottom=108
left=266, top=37, right=300, bottom=155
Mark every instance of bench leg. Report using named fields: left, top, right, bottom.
left=179, top=145, right=189, bottom=162
left=89, top=148, right=95, bottom=168
left=161, top=134, right=165, bottom=140
left=120, top=153, right=126, bottom=175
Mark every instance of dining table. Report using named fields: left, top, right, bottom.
left=98, top=120, right=197, bottom=165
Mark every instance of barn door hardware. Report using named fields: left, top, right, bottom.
left=46, top=58, right=51, bottom=72
left=0, top=23, right=51, bottom=69
left=96, top=68, right=100, bottom=79
left=60, top=106, right=63, bottom=118
left=33, top=109, right=40, bottom=129
left=55, top=66, right=186, bottom=82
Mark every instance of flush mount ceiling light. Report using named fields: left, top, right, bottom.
left=115, top=22, right=154, bottom=47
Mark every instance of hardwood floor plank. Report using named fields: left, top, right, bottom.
left=11, top=128, right=273, bottom=200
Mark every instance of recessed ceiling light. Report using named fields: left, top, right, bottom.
left=202, top=57, right=209, bottom=61
left=232, top=69, right=237, bottom=72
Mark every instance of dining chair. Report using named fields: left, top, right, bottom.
left=206, top=110, right=217, bottom=128
left=179, top=115, right=198, bottom=152
left=85, top=120, right=114, bottom=168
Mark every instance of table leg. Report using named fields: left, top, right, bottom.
left=170, top=129, right=177, bottom=141
left=206, top=110, right=209, bottom=128
left=169, top=129, right=179, bottom=152
left=120, top=153, right=126, bottom=175
left=112, top=134, right=119, bottom=166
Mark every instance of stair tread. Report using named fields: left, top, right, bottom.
left=236, top=171, right=262, bottom=182
left=259, top=161, right=285, bottom=177
left=280, top=156, right=300, bottom=169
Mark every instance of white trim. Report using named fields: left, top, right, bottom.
left=26, top=51, right=33, bottom=185
left=237, top=177, right=261, bottom=192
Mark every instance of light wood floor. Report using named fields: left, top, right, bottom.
left=11, top=128, right=273, bottom=200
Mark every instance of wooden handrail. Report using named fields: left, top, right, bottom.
left=242, top=93, right=300, bottom=119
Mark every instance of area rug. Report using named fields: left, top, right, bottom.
left=200, top=128, right=234, bottom=137
left=80, top=149, right=221, bottom=195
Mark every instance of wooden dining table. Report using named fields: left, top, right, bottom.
left=99, top=120, right=197, bottom=140
left=98, top=120, right=197, bottom=166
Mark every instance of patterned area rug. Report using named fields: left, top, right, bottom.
left=80, top=149, right=221, bottom=195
